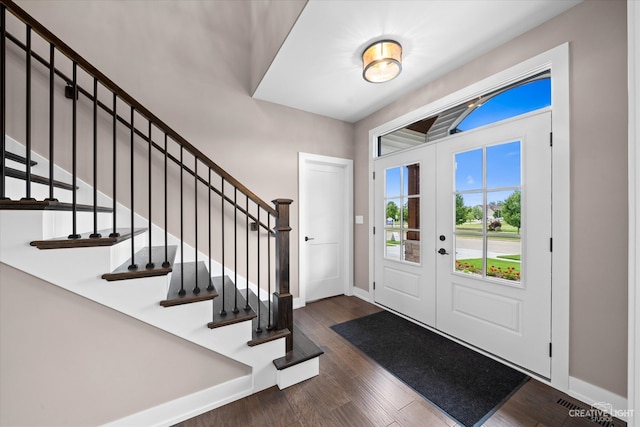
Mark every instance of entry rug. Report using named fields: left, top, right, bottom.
left=331, top=310, right=528, bottom=427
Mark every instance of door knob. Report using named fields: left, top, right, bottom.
left=438, top=248, right=449, bottom=255
left=305, top=236, right=315, bottom=242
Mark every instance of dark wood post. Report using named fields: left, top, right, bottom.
left=272, top=198, right=293, bottom=352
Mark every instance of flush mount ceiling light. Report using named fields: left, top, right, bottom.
left=362, top=40, right=402, bottom=83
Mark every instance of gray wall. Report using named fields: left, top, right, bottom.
left=353, top=0, right=628, bottom=397
left=0, top=263, right=250, bottom=426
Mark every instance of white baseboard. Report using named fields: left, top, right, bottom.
left=293, top=297, right=305, bottom=309
left=102, top=374, right=253, bottom=427
left=568, top=376, right=631, bottom=421
left=352, top=286, right=371, bottom=302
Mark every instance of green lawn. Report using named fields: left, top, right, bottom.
left=497, top=254, right=521, bottom=261
left=455, top=258, right=521, bottom=281
left=456, top=222, right=519, bottom=234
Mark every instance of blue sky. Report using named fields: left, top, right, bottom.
left=456, top=78, right=551, bottom=132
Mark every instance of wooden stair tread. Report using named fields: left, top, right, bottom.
left=5, top=152, right=37, bottom=166
left=30, top=228, right=146, bottom=249
left=160, top=261, right=218, bottom=307
left=246, top=289, right=290, bottom=346
left=6, top=166, right=75, bottom=190
left=273, top=326, right=324, bottom=370
left=207, top=276, right=256, bottom=329
left=102, top=245, right=177, bottom=281
left=0, top=199, right=112, bottom=212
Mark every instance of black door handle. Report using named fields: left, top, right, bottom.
left=438, top=248, right=449, bottom=255
left=305, top=236, right=315, bottom=242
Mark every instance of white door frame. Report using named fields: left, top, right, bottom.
left=298, top=152, right=354, bottom=307
left=368, top=44, right=570, bottom=390
left=628, top=1, right=639, bottom=425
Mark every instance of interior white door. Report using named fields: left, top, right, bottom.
left=302, top=159, right=348, bottom=302
left=435, top=111, right=552, bottom=378
left=374, top=147, right=436, bottom=326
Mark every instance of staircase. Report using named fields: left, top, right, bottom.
left=0, top=0, right=322, bottom=424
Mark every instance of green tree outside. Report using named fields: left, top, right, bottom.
left=455, top=194, right=470, bottom=225
left=502, top=191, right=521, bottom=233
left=386, top=201, right=400, bottom=222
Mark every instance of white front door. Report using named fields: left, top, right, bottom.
left=436, top=111, right=552, bottom=377
left=373, top=147, right=436, bottom=326
left=300, top=154, right=352, bottom=302
left=373, top=111, right=552, bottom=378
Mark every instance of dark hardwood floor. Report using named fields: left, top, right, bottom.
left=176, top=296, right=625, bottom=427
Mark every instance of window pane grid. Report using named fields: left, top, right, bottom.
left=384, top=163, right=421, bottom=264
left=453, top=142, right=521, bottom=283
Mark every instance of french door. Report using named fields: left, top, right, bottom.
left=374, top=111, right=552, bottom=378
left=374, top=145, right=436, bottom=326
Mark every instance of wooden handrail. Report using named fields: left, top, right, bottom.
left=0, top=0, right=277, bottom=217
left=1, top=0, right=294, bottom=348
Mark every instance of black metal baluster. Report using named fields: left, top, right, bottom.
left=267, top=214, right=273, bottom=330
left=109, top=93, right=119, bottom=238
left=46, top=43, right=56, bottom=202
left=193, top=158, right=200, bottom=294
left=127, top=106, right=137, bottom=268
left=162, top=134, right=169, bottom=267
left=0, top=5, right=7, bottom=201
left=233, top=187, right=239, bottom=314
left=179, top=145, right=185, bottom=296
left=146, top=121, right=153, bottom=269
left=244, top=195, right=250, bottom=311
left=220, top=178, right=227, bottom=316
left=22, top=25, right=33, bottom=201
left=255, top=207, right=262, bottom=333
left=207, top=167, right=213, bottom=291
left=68, top=62, right=80, bottom=239
left=90, top=78, right=101, bottom=238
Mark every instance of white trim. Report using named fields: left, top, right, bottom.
left=293, top=296, right=305, bottom=309
left=367, top=44, right=570, bottom=390
left=568, top=377, right=630, bottom=422
left=102, top=374, right=253, bottom=427
left=352, top=285, right=372, bottom=302
left=298, top=153, right=354, bottom=303
left=276, top=357, right=320, bottom=390
left=628, top=1, right=639, bottom=426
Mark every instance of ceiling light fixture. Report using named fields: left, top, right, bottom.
left=362, top=40, right=402, bottom=83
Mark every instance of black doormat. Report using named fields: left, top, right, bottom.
left=331, top=310, right=528, bottom=427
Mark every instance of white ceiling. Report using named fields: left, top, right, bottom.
left=252, top=0, right=581, bottom=123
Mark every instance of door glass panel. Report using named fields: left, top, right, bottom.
left=455, top=193, right=483, bottom=232
left=453, top=142, right=522, bottom=283
left=385, top=229, right=401, bottom=260
left=405, top=164, right=420, bottom=196
left=487, top=237, right=521, bottom=282
left=384, top=163, right=421, bottom=264
left=385, top=168, right=401, bottom=198
left=455, top=148, right=483, bottom=192
left=487, top=190, right=521, bottom=235
left=455, top=234, right=483, bottom=277
left=487, top=141, right=521, bottom=188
